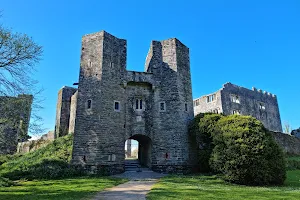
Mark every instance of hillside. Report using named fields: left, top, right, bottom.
left=0, top=134, right=77, bottom=180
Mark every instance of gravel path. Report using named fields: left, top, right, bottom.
left=92, top=171, right=167, bottom=200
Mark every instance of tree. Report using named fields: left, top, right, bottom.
left=0, top=13, right=44, bottom=137
left=283, top=121, right=291, bottom=134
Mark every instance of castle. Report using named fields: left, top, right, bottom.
left=55, top=31, right=195, bottom=174
left=0, top=94, right=33, bottom=154
left=193, top=82, right=282, bottom=132
left=54, top=30, right=284, bottom=174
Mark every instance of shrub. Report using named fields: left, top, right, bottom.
left=0, top=176, right=14, bottom=187
left=210, top=115, right=286, bottom=186
left=189, top=113, right=223, bottom=172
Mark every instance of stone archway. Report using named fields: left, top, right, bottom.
left=126, top=134, right=152, bottom=168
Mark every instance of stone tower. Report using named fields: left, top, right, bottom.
left=71, top=31, right=194, bottom=174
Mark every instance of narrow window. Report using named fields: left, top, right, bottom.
left=185, top=103, right=188, bottom=111
left=136, top=99, right=139, bottom=109
left=140, top=99, right=143, bottom=110
left=231, top=95, right=240, bottom=104
left=232, top=110, right=241, bottom=115
left=259, top=102, right=266, bottom=110
left=114, top=101, right=120, bottom=111
left=87, top=100, right=92, bottom=109
left=159, top=102, right=166, bottom=112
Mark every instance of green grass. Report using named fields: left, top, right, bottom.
left=147, top=170, right=300, bottom=200
left=0, top=176, right=127, bottom=200
left=0, top=134, right=78, bottom=180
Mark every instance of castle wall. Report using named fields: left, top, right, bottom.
left=68, top=91, right=78, bottom=134
left=0, top=94, right=33, bottom=155
left=55, top=87, right=77, bottom=138
left=71, top=31, right=195, bottom=174
left=271, top=132, right=300, bottom=155
left=193, top=83, right=282, bottom=132
left=220, top=83, right=282, bottom=132
left=193, top=90, right=222, bottom=115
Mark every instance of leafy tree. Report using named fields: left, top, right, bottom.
left=0, top=13, right=44, bottom=137
left=189, top=113, right=222, bottom=172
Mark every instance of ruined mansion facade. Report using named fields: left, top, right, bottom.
left=193, top=83, right=282, bottom=132
left=55, top=31, right=195, bottom=174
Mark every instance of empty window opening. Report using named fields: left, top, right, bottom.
left=212, top=109, right=218, bottom=114
left=114, top=101, right=120, bottom=111
left=194, top=99, right=200, bottom=107
left=230, top=95, right=240, bottom=104
left=259, top=102, right=266, bottom=110
left=135, top=99, right=143, bottom=110
left=232, top=110, right=241, bottom=115
left=87, top=100, right=92, bottom=109
left=206, top=94, right=216, bottom=103
left=185, top=103, right=188, bottom=111
left=159, top=102, right=166, bottom=112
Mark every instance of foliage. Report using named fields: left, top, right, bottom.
left=0, top=177, right=127, bottom=199
left=210, top=115, right=286, bottom=185
left=0, top=134, right=83, bottom=180
left=0, top=13, right=44, bottom=135
left=147, top=170, right=300, bottom=200
left=0, top=154, right=23, bottom=166
left=189, top=113, right=222, bottom=172
left=286, top=155, right=300, bottom=170
left=0, top=176, right=14, bottom=187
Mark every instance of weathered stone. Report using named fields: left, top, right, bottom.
left=193, top=82, right=282, bottom=132
left=0, top=94, right=33, bottom=154
left=68, top=31, right=195, bottom=174
left=291, top=128, right=300, bottom=139
left=55, top=86, right=77, bottom=138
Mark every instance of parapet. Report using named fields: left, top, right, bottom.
left=222, top=82, right=277, bottom=98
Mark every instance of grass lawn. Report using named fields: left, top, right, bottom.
left=0, top=177, right=127, bottom=200
left=147, top=170, right=300, bottom=200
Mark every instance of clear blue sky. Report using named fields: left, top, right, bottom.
left=1, top=0, right=300, bottom=134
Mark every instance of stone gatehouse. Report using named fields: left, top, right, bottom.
left=55, top=31, right=195, bottom=174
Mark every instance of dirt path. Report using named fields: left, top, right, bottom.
left=92, top=171, right=166, bottom=200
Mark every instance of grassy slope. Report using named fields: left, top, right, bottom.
left=0, top=177, right=127, bottom=200
left=147, top=170, right=300, bottom=200
left=0, top=134, right=73, bottom=179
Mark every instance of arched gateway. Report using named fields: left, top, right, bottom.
left=67, top=31, right=194, bottom=174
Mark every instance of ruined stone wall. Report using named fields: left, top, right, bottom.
left=55, top=87, right=77, bottom=138
left=68, top=91, right=78, bottom=134
left=220, top=83, right=282, bottom=132
left=193, top=83, right=282, bottom=132
left=271, top=132, right=300, bottom=155
left=0, top=94, right=33, bottom=155
left=193, top=90, right=222, bottom=116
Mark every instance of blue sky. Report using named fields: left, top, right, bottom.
left=1, top=0, right=300, bottom=134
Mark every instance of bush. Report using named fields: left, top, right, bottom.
left=0, top=176, right=14, bottom=187
left=210, top=115, right=286, bottom=186
left=189, top=113, right=223, bottom=172
left=0, top=134, right=85, bottom=180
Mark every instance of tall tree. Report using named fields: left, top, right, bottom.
left=0, top=13, right=44, bottom=137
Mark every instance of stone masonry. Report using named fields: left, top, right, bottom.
left=55, top=86, right=77, bottom=138
left=0, top=94, right=33, bottom=154
left=58, top=30, right=195, bottom=174
left=193, top=82, right=282, bottom=132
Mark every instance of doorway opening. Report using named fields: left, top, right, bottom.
left=124, top=134, right=152, bottom=168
